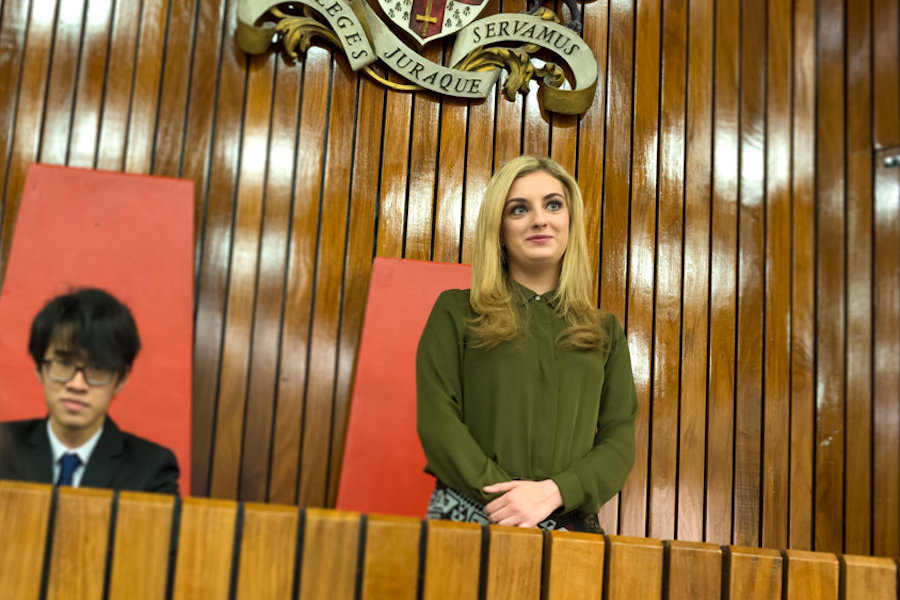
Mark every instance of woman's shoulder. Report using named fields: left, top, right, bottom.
left=433, top=288, right=472, bottom=309
left=599, top=311, right=626, bottom=343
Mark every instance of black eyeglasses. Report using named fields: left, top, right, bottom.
left=41, top=358, right=116, bottom=386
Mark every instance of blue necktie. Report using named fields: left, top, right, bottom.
left=57, top=453, right=82, bottom=486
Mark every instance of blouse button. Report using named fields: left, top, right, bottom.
left=535, top=295, right=541, bottom=301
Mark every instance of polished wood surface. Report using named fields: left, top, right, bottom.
left=45, top=487, right=113, bottom=600
left=362, top=514, right=421, bottom=599
left=107, top=492, right=176, bottom=600
left=172, top=498, right=238, bottom=600
left=484, top=526, right=543, bottom=600
left=0, top=0, right=898, bottom=559
left=542, top=530, right=606, bottom=600
left=0, top=482, right=51, bottom=599
left=1, top=482, right=898, bottom=599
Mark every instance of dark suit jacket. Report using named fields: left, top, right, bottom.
left=0, top=417, right=179, bottom=494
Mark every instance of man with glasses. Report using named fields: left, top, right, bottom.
left=0, top=288, right=179, bottom=493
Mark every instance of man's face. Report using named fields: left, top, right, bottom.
left=37, top=340, right=125, bottom=444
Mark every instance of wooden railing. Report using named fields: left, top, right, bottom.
left=1, top=481, right=896, bottom=599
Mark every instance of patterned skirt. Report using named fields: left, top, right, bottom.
left=426, top=480, right=604, bottom=534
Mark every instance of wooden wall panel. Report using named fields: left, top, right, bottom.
left=190, top=0, right=247, bottom=498
left=678, top=0, right=712, bottom=545
left=845, top=0, right=874, bottom=557
left=627, top=0, right=659, bottom=541
left=762, top=0, right=791, bottom=551
left=706, top=0, right=739, bottom=547
left=790, top=0, right=817, bottom=553
left=650, top=0, right=685, bottom=543
left=816, top=0, right=847, bottom=555
left=37, top=0, right=83, bottom=167
left=735, top=0, right=765, bottom=548
left=597, top=0, right=633, bottom=536
left=68, top=0, right=114, bottom=169
left=0, top=0, right=898, bottom=559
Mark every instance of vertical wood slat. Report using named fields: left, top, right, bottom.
left=492, top=0, right=525, bottom=167
left=571, top=0, right=607, bottom=301
left=67, top=0, right=114, bottom=169
left=0, top=0, right=30, bottom=236
left=626, top=0, right=660, bottom=542
left=706, top=0, right=739, bottom=546
left=872, top=0, right=900, bottom=148
left=844, top=0, right=874, bottom=557
left=189, top=0, right=247, bottom=499
left=298, top=508, right=361, bottom=600
left=761, top=0, right=793, bottom=551
left=433, top=96, right=467, bottom=263
left=404, top=53, right=441, bottom=262
left=361, top=515, right=421, bottom=600
left=94, top=0, right=140, bottom=171
left=209, top=51, right=276, bottom=501
left=122, top=0, right=170, bottom=174
left=422, top=520, right=482, bottom=600
left=597, top=0, right=634, bottom=536
left=726, top=546, right=783, bottom=599
left=666, top=540, right=722, bottom=600
left=521, top=78, right=548, bottom=157
left=37, top=0, right=84, bottom=166
left=790, top=0, right=817, bottom=553
left=327, top=74, right=388, bottom=506
left=375, top=86, right=413, bottom=258
left=107, top=492, right=176, bottom=600
left=484, top=526, right=543, bottom=600
left=46, top=487, right=114, bottom=600
left=784, top=549, right=840, bottom=600
left=239, top=57, right=303, bottom=503
left=0, top=0, right=57, bottom=272
left=298, top=55, right=358, bottom=508
left=150, top=0, right=197, bottom=178
left=873, top=146, right=900, bottom=560
left=734, top=0, right=766, bottom=549
left=677, top=0, right=713, bottom=545
left=651, top=0, right=686, bottom=543
left=235, top=503, right=300, bottom=600
left=605, top=535, right=663, bottom=600
left=172, top=498, right=238, bottom=600
left=841, top=555, right=898, bottom=600
left=0, top=482, right=52, bottom=600
left=815, top=0, right=847, bottom=555
left=268, top=45, right=330, bottom=505
left=460, top=85, right=496, bottom=264
left=542, top=530, right=605, bottom=600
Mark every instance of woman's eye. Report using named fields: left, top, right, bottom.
left=547, top=200, right=563, bottom=211
left=509, top=205, right=527, bottom=215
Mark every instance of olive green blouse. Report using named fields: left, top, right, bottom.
left=416, top=284, right=637, bottom=514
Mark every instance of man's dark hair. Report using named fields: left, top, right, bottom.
left=28, top=288, right=141, bottom=378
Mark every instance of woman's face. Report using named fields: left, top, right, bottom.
left=500, top=170, right=570, bottom=275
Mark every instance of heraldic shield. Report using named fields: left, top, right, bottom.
left=378, top=0, right=491, bottom=46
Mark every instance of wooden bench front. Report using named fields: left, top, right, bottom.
left=1, top=481, right=897, bottom=600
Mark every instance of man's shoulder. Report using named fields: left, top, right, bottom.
left=106, top=421, right=176, bottom=461
left=0, top=418, right=45, bottom=438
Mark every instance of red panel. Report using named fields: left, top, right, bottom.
left=0, top=164, right=194, bottom=494
left=336, top=257, right=471, bottom=517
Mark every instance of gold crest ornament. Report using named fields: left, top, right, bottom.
left=237, top=0, right=599, bottom=114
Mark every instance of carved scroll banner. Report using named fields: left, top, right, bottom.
left=237, top=0, right=599, bottom=114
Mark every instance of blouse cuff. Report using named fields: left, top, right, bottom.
left=551, top=470, right=584, bottom=513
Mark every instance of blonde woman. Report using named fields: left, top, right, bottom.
left=416, top=155, right=637, bottom=532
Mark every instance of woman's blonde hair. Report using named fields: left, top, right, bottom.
left=469, top=155, right=605, bottom=349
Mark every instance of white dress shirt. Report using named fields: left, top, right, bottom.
left=47, top=420, right=104, bottom=487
